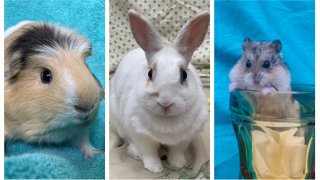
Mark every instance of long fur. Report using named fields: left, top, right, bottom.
left=5, top=22, right=103, bottom=159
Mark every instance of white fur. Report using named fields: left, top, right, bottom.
left=35, top=45, right=62, bottom=58
left=63, top=69, right=76, bottom=104
left=4, top=21, right=33, bottom=38
left=110, top=10, right=209, bottom=173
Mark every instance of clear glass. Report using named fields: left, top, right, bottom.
left=230, top=84, right=315, bottom=179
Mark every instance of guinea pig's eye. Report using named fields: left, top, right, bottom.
left=245, top=60, right=251, bottom=68
left=41, top=68, right=52, bottom=84
left=180, top=69, right=187, bottom=82
left=263, top=60, right=271, bottom=69
left=148, top=69, right=153, bottom=80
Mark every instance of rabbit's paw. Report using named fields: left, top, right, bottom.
left=127, top=143, right=140, bottom=160
left=168, top=153, right=186, bottom=168
left=143, top=157, right=163, bottom=173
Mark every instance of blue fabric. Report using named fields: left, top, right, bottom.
left=4, top=0, right=105, bottom=179
left=214, top=1, right=314, bottom=179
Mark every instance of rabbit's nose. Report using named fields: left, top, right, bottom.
left=157, top=97, right=173, bottom=107
left=158, top=96, right=172, bottom=107
left=157, top=101, right=173, bottom=108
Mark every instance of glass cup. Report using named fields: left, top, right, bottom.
left=230, top=84, right=315, bottom=179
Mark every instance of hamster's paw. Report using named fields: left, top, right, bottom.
left=168, top=153, right=187, bottom=168
left=261, top=87, right=277, bottom=95
left=143, top=157, right=163, bottom=173
left=80, top=141, right=102, bottom=160
left=127, top=143, right=140, bottom=160
left=229, top=82, right=238, bottom=92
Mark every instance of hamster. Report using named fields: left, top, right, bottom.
left=229, top=38, right=300, bottom=119
left=110, top=10, right=209, bottom=173
left=4, top=21, right=104, bottom=159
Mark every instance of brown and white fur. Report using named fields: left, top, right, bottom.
left=5, top=21, right=104, bottom=159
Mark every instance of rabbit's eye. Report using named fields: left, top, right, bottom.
left=148, top=69, right=153, bottom=80
left=41, top=68, right=52, bottom=84
left=180, top=69, right=187, bottom=82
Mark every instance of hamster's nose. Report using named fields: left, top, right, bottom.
left=74, top=104, right=93, bottom=113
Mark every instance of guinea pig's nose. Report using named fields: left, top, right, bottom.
left=74, top=104, right=92, bottom=113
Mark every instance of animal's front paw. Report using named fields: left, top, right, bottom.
left=261, top=87, right=277, bottom=95
left=80, top=141, right=102, bottom=160
left=168, top=153, right=187, bottom=168
left=143, top=157, right=163, bottom=173
left=127, top=143, right=140, bottom=160
left=229, top=82, right=239, bottom=92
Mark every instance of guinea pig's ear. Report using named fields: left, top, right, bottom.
left=4, top=52, right=23, bottom=79
left=242, top=37, right=252, bottom=51
left=128, top=9, right=164, bottom=63
left=174, top=12, right=210, bottom=64
left=4, top=21, right=33, bottom=79
left=270, top=39, right=282, bottom=53
left=83, top=41, right=93, bottom=57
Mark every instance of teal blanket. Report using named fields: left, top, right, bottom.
left=4, top=0, right=105, bottom=179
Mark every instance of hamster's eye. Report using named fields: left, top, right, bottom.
left=41, top=68, right=52, bottom=84
left=263, top=60, right=271, bottom=69
left=148, top=69, right=153, bottom=80
left=246, top=60, right=251, bottom=68
left=180, top=69, right=187, bottom=82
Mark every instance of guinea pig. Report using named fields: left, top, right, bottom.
left=4, top=21, right=104, bottom=159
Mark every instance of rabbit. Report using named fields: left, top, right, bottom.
left=229, top=38, right=300, bottom=120
left=110, top=10, right=209, bottom=173
left=4, top=21, right=104, bottom=159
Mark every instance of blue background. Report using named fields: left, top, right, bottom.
left=214, top=0, right=315, bottom=179
left=4, top=0, right=105, bottom=179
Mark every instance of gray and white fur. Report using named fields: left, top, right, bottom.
left=229, top=38, right=300, bottom=119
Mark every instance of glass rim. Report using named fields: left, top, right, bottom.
left=233, top=84, right=314, bottom=94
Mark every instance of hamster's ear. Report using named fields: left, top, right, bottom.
left=174, top=12, right=210, bottom=64
left=128, top=9, right=164, bottom=62
left=242, top=37, right=252, bottom=51
left=270, top=39, right=282, bottom=53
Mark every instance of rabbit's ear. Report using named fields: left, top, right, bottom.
left=128, top=9, right=164, bottom=62
left=174, top=12, right=209, bottom=64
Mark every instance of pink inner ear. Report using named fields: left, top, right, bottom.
left=185, top=21, right=205, bottom=46
left=174, top=13, right=209, bottom=61
left=128, top=12, right=163, bottom=58
left=129, top=15, right=151, bottom=49
left=184, top=16, right=209, bottom=51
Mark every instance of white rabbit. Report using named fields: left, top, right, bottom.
left=110, top=10, right=209, bottom=173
